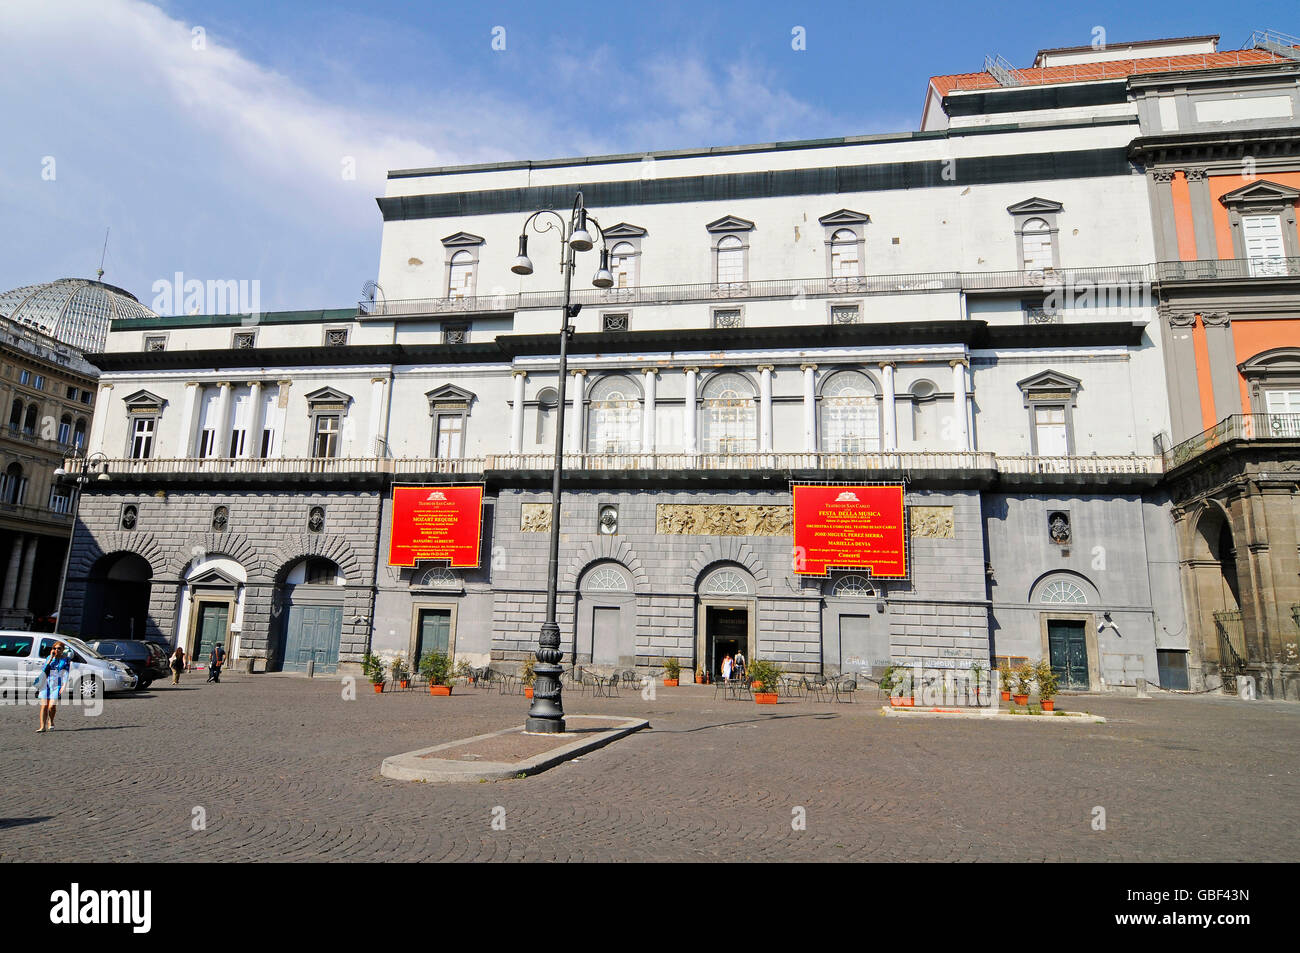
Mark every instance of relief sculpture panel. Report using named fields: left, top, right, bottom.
left=656, top=504, right=793, bottom=536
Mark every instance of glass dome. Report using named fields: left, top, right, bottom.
left=0, top=278, right=156, bottom=353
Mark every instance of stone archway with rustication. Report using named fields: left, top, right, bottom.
left=168, top=532, right=262, bottom=579
left=562, top=537, right=649, bottom=591
left=265, top=534, right=362, bottom=586
left=1184, top=499, right=1245, bottom=672
left=686, top=538, right=769, bottom=593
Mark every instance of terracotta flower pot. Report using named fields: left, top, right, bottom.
left=889, top=696, right=914, bottom=708
left=1013, top=694, right=1029, bottom=705
left=372, top=683, right=384, bottom=693
left=399, top=679, right=409, bottom=690
left=663, top=678, right=678, bottom=687
left=429, top=684, right=452, bottom=696
left=524, top=687, right=533, bottom=698
left=1041, top=699, right=1055, bottom=711
left=1001, top=691, right=1011, bottom=702
left=695, top=675, right=705, bottom=684
left=754, top=692, right=778, bottom=705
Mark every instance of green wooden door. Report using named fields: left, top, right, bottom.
left=283, top=605, right=343, bottom=673
left=194, top=603, right=229, bottom=664
left=1047, top=620, right=1089, bottom=690
left=414, top=609, right=451, bottom=666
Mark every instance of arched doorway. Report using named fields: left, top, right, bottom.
left=273, top=557, right=345, bottom=673
left=179, top=557, right=247, bottom=664
left=1189, top=506, right=1245, bottom=672
left=574, top=562, right=636, bottom=670
left=82, top=553, right=153, bottom=641
left=695, top=564, right=757, bottom=681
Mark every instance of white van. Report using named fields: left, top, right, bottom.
left=0, top=632, right=137, bottom=697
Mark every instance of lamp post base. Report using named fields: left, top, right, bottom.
left=525, top=621, right=565, bottom=733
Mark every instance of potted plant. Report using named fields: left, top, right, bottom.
left=662, top=656, right=681, bottom=687
left=420, top=651, right=454, bottom=695
left=391, top=652, right=410, bottom=690
left=970, top=662, right=984, bottom=704
left=521, top=656, right=536, bottom=697
left=694, top=666, right=706, bottom=685
left=747, top=658, right=781, bottom=705
left=881, top=665, right=914, bottom=707
left=362, top=652, right=387, bottom=693
left=997, top=660, right=1013, bottom=702
left=454, top=659, right=472, bottom=684
left=1012, top=663, right=1033, bottom=706
left=1035, top=658, right=1059, bottom=712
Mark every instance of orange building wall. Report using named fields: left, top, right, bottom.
left=1169, top=172, right=1199, bottom=261
left=1208, top=171, right=1300, bottom=259
left=1233, top=319, right=1300, bottom=413
left=1190, top=316, right=1218, bottom=429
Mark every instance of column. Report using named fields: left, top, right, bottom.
left=178, top=382, right=200, bottom=457
left=243, top=381, right=263, bottom=458
left=15, top=536, right=37, bottom=611
left=3, top=534, right=23, bottom=607
left=213, top=381, right=233, bottom=457
left=85, top=384, right=112, bottom=455
left=368, top=376, right=387, bottom=456
left=568, top=369, right=587, bottom=454
left=758, top=364, right=774, bottom=452
left=801, top=364, right=817, bottom=452
left=950, top=359, right=969, bottom=451
left=880, top=362, right=897, bottom=451
left=641, top=367, right=658, bottom=453
left=274, top=381, right=291, bottom=458
left=683, top=367, right=698, bottom=457
left=510, top=370, right=527, bottom=453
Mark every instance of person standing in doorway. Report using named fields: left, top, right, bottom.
left=734, top=650, right=747, bottom=681
left=170, top=646, right=186, bottom=685
left=207, top=643, right=225, bottom=683
left=35, top=642, right=71, bottom=732
left=721, top=654, right=733, bottom=683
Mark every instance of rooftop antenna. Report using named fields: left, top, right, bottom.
left=96, top=227, right=110, bottom=281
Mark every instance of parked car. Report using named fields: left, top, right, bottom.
left=83, top=639, right=171, bottom=690
left=0, top=632, right=137, bottom=698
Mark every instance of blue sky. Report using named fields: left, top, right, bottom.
left=0, top=1, right=1294, bottom=314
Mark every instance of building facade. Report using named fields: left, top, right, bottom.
left=75, top=36, right=1300, bottom=693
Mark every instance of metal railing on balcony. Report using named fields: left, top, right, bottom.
left=1163, top=413, right=1300, bottom=469
left=996, top=455, right=1164, bottom=475
left=483, top=450, right=998, bottom=472
left=1156, top=257, right=1300, bottom=281
left=357, top=265, right=1155, bottom=317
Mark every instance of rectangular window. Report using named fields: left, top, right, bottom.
left=33, top=375, right=44, bottom=390
left=80, top=390, right=93, bottom=404
left=830, top=305, right=860, bottom=325
left=66, top=385, right=78, bottom=399
left=313, top=415, right=340, bottom=458
left=130, top=418, right=155, bottom=459
left=260, top=429, right=274, bottom=458
left=144, top=335, right=167, bottom=352
left=1265, top=389, right=1300, bottom=436
left=49, top=488, right=72, bottom=514
left=1034, top=405, right=1069, bottom=455
left=435, top=415, right=464, bottom=458
left=198, top=429, right=216, bottom=458
left=57, top=420, right=71, bottom=444
left=442, top=323, right=469, bottom=345
left=19, top=370, right=30, bottom=386
left=1243, top=214, right=1286, bottom=276
left=228, top=429, right=246, bottom=457
left=712, top=309, right=743, bottom=329
left=602, top=312, right=630, bottom=332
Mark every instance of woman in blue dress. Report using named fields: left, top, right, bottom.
left=36, top=642, right=71, bottom=732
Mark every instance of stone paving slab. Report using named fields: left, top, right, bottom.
left=881, top=706, right=1106, bottom=723
left=382, top=715, right=649, bottom=782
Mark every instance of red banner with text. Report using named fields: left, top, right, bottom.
left=792, top=483, right=908, bottom=578
left=389, top=485, right=484, bottom=568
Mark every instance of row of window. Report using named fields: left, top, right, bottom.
left=8, top=370, right=93, bottom=404
left=6, top=399, right=88, bottom=446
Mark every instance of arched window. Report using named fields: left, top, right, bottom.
left=830, top=229, right=860, bottom=278
left=286, top=557, right=343, bottom=586
left=587, top=375, right=641, bottom=454
left=1021, top=218, right=1053, bottom=271
left=58, top=414, right=72, bottom=445
left=535, top=387, right=559, bottom=445
left=22, top=404, right=37, bottom=435
left=2, top=462, right=25, bottom=505
left=832, top=574, right=876, bottom=598
left=701, top=567, right=750, bottom=595
left=419, top=566, right=458, bottom=588
left=583, top=563, right=630, bottom=592
left=8, top=399, right=22, bottom=430
left=610, top=242, right=637, bottom=288
left=820, top=370, right=880, bottom=452
left=448, top=250, right=474, bottom=298
left=716, top=235, right=744, bottom=285
left=701, top=372, right=756, bottom=454
left=1040, top=579, right=1087, bottom=604
left=73, top=417, right=87, bottom=449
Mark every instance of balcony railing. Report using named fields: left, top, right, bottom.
left=358, top=265, right=1154, bottom=317
left=1164, top=413, right=1300, bottom=469
left=77, top=451, right=1171, bottom=479
left=1156, top=257, right=1300, bottom=282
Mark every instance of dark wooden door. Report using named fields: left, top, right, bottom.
left=1047, top=620, right=1089, bottom=690
left=194, top=602, right=229, bottom=664
left=283, top=605, right=342, bottom=674
left=414, top=609, right=451, bottom=665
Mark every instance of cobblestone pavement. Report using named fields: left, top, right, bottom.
left=1, top=674, right=1296, bottom=862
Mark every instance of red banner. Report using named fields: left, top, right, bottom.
left=792, top=483, right=908, bottom=578
left=389, top=485, right=483, bottom=568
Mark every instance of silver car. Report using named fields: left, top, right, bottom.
left=0, top=632, right=137, bottom=698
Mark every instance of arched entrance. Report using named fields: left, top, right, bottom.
left=179, top=557, right=247, bottom=664
left=81, top=553, right=152, bottom=641
left=695, top=564, right=756, bottom=681
left=1189, top=506, right=1246, bottom=673
left=273, top=557, right=345, bottom=673
left=574, top=562, right=636, bottom=670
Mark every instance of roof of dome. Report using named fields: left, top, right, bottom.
left=0, top=278, right=156, bottom=353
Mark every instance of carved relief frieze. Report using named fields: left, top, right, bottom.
left=520, top=503, right=552, bottom=533
left=909, top=506, right=955, bottom=539
left=655, top=504, right=792, bottom=536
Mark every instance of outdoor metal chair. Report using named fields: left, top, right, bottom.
left=832, top=676, right=857, bottom=703
left=802, top=675, right=831, bottom=702
left=605, top=672, right=621, bottom=698
left=563, top=668, right=588, bottom=696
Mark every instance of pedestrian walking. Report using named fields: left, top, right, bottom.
left=35, top=642, right=71, bottom=732
left=170, top=646, right=186, bottom=685
left=735, top=650, right=747, bottom=681
left=207, top=644, right=225, bottom=683
left=721, top=654, right=733, bottom=682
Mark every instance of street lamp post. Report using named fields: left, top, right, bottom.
left=50, top=450, right=110, bottom=634
left=512, top=192, right=613, bottom=734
